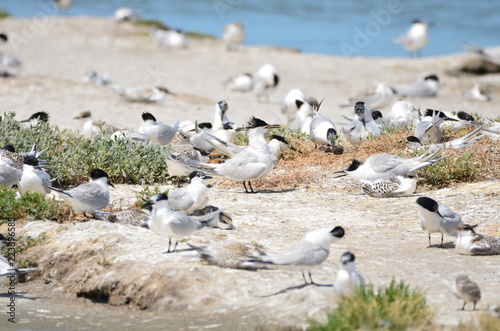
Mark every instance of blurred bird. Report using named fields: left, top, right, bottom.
left=464, top=84, right=493, bottom=102
left=139, top=112, right=179, bottom=145
left=252, top=64, right=279, bottom=102
left=339, top=83, right=394, bottom=110
left=280, top=88, right=306, bottom=125
left=416, top=196, right=464, bottom=248
left=188, top=241, right=264, bottom=269
left=384, top=100, right=417, bottom=128
left=223, top=72, right=253, bottom=92
left=83, top=71, right=115, bottom=88
left=464, top=43, right=500, bottom=66
left=20, top=111, right=49, bottom=125
left=453, top=224, right=500, bottom=255
left=190, top=205, right=235, bottom=230
left=221, top=22, right=245, bottom=50
left=150, top=26, right=187, bottom=48
left=119, top=86, right=175, bottom=103
left=114, top=7, right=140, bottom=22
left=54, top=0, right=72, bottom=11
left=73, top=111, right=120, bottom=137
left=333, top=252, right=365, bottom=299
left=242, top=226, right=345, bottom=284
left=452, top=274, right=481, bottom=310
left=391, top=73, right=439, bottom=97
left=394, top=20, right=434, bottom=57
left=45, top=169, right=114, bottom=217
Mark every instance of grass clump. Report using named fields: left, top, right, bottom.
left=0, top=188, right=69, bottom=224
left=311, top=280, right=432, bottom=331
left=0, top=112, right=171, bottom=187
left=0, top=232, right=47, bottom=268
left=134, top=19, right=168, bottom=30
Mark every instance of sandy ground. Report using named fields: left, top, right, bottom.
left=0, top=17, right=500, bottom=330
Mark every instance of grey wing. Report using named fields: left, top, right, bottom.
left=414, top=121, right=433, bottom=139
left=265, top=241, right=329, bottom=267
left=168, top=215, right=199, bottom=236
left=68, top=182, right=107, bottom=206
left=469, top=235, right=500, bottom=255
left=439, top=204, right=463, bottom=236
left=367, top=154, right=403, bottom=173
left=168, top=189, right=195, bottom=211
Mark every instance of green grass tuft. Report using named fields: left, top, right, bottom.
left=0, top=112, right=171, bottom=187
left=311, top=280, right=433, bottom=331
left=134, top=19, right=168, bottom=30
left=0, top=188, right=68, bottom=224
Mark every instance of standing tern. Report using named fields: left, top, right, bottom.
left=221, top=22, right=245, bottom=50
left=452, top=274, right=481, bottom=311
left=334, top=147, right=448, bottom=181
left=198, top=117, right=284, bottom=193
left=333, top=251, right=365, bottom=299
left=223, top=72, right=253, bottom=92
left=167, top=171, right=211, bottom=214
left=416, top=197, right=464, bottom=248
left=142, top=193, right=219, bottom=253
left=45, top=169, right=114, bottom=217
left=252, top=64, right=279, bottom=102
left=242, top=226, right=345, bottom=284
left=394, top=20, right=434, bottom=57
left=453, top=224, right=500, bottom=255
left=309, top=99, right=338, bottom=151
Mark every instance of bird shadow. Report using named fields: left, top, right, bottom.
left=241, top=188, right=298, bottom=194
left=0, top=292, right=39, bottom=300
left=259, top=282, right=333, bottom=298
left=428, top=242, right=455, bottom=249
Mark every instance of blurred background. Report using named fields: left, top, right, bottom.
left=1, top=0, right=498, bottom=57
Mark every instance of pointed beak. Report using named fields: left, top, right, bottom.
left=264, top=124, right=285, bottom=129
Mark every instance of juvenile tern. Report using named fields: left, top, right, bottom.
left=45, top=169, right=114, bottom=217
left=191, top=205, right=235, bottom=230
left=453, top=224, right=500, bottom=255
left=198, top=117, right=283, bottom=193
left=391, top=74, right=439, bottom=97
left=360, top=175, right=418, bottom=198
left=164, top=147, right=208, bottom=180
left=394, top=20, right=434, bottom=57
left=333, top=251, right=365, bottom=299
left=139, top=112, right=179, bottom=145
left=416, top=197, right=464, bottom=248
left=464, top=84, right=493, bottom=102
left=142, top=193, right=218, bottom=253
left=188, top=241, right=264, bottom=269
left=221, top=22, right=245, bottom=50
left=452, top=274, right=481, bottom=311
left=243, top=226, right=345, bottom=284
left=334, top=147, right=447, bottom=181
left=168, top=171, right=211, bottom=214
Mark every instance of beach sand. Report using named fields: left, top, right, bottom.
left=1, top=17, right=500, bottom=330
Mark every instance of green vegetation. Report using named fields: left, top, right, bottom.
left=0, top=232, right=46, bottom=268
left=0, top=112, right=171, bottom=187
left=0, top=188, right=68, bottom=224
left=311, top=280, right=432, bottom=331
left=134, top=19, right=168, bottom=30
left=0, top=8, right=9, bottom=19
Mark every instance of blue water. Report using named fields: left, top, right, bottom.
left=1, top=0, right=499, bottom=57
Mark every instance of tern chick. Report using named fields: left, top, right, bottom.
left=333, top=251, right=365, bottom=299
left=452, top=274, right=481, bottom=311
left=453, top=224, right=500, bottom=255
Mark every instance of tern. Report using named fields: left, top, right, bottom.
left=334, top=147, right=448, bottom=182
left=150, top=26, right=187, bottom=49
left=309, top=100, right=338, bottom=151
left=413, top=109, right=459, bottom=144
left=333, top=252, right=365, bottom=299
left=252, top=64, right=279, bottom=102
left=45, top=169, right=114, bottom=217
left=223, top=72, right=253, bottom=92
left=167, top=171, right=211, bottom=214
left=394, top=20, right=434, bottom=57
left=114, top=7, right=140, bottom=22
left=360, top=175, right=418, bottom=198
left=139, top=112, right=179, bottom=145
left=464, top=43, right=500, bottom=66
left=142, top=193, right=219, bottom=253
left=452, top=274, right=481, bottom=311
left=73, top=111, right=120, bottom=137
left=407, top=126, right=484, bottom=150
left=20, top=111, right=49, bottom=125
left=453, top=224, right=500, bottom=255
left=416, top=196, right=464, bottom=248
left=221, top=22, right=245, bottom=50
left=391, top=74, right=439, bottom=97
left=384, top=100, right=417, bottom=128
left=197, top=117, right=284, bottom=193
left=119, top=86, right=175, bottom=103
left=243, top=226, right=345, bottom=284
left=339, top=83, right=394, bottom=110
left=18, top=155, right=52, bottom=196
